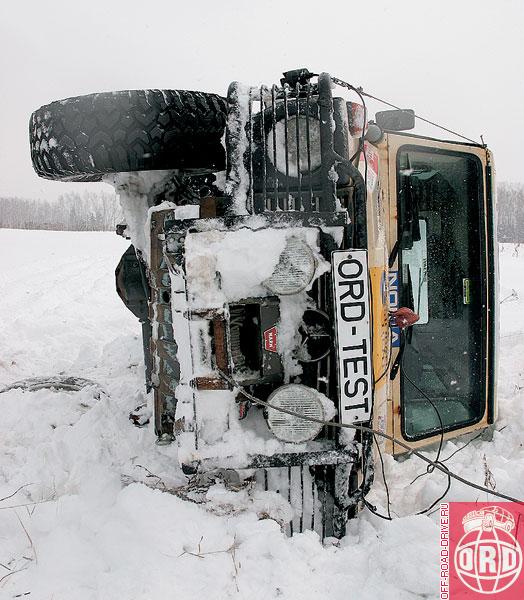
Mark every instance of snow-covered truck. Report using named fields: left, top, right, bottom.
left=29, top=69, right=497, bottom=538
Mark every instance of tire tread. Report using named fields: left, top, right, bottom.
left=30, top=89, right=227, bottom=181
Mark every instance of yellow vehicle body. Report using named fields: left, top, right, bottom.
left=367, top=133, right=497, bottom=455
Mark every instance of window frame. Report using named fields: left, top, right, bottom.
left=395, top=144, right=488, bottom=442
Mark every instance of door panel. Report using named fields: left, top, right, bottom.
left=384, top=134, right=496, bottom=454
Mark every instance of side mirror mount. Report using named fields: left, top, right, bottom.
left=375, top=108, right=415, bottom=132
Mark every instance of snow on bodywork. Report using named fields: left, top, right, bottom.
left=28, top=68, right=498, bottom=540
left=144, top=73, right=374, bottom=538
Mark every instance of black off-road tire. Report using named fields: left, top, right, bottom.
left=30, top=89, right=228, bottom=181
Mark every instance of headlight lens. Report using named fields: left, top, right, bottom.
left=267, top=116, right=321, bottom=177
left=264, top=236, right=316, bottom=295
left=266, top=384, right=324, bottom=443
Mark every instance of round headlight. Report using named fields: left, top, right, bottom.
left=267, top=116, right=321, bottom=177
left=266, top=384, right=324, bottom=443
left=264, top=236, right=316, bottom=295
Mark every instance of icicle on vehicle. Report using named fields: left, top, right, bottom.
left=29, top=69, right=498, bottom=538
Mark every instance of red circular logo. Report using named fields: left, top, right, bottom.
left=454, top=508, right=522, bottom=594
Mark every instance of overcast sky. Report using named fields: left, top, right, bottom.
left=1, top=0, right=523, bottom=201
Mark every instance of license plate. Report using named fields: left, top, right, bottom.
left=332, top=250, right=372, bottom=424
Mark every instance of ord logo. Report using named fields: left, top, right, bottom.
left=263, top=326, right=277, bottom=353
left=449, top=503, right=523, bottom=597
left=388, top=271, right=400, bottom=347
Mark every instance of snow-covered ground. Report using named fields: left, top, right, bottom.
left=0, top=229, right=522, bottom=600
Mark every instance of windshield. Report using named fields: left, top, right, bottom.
left=397, top=147, right=485, bottom=440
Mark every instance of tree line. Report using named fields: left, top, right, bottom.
left=0, top=183, right=523, bottom=240
left=497, top=182, right=524, bottom=243
left=0, top=190, right=122, bottom=231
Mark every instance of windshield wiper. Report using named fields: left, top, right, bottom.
left=390, top=269, right=415, bottom=380
left=402, top=265, right=415, bottom=313
left=399, top=171, right=421, bottom=251
left=389, top=156, right=422, bottom=267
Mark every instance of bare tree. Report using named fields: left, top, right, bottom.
left=0, top=190, right=122, bottom=231
left=1, top=181, right=523, bottom=239
left=497, top=182, right=524, bottom=243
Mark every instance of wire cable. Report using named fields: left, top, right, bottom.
left=403, top=370, right=445, bottom=474
left=331, top=76, right=482, bottom=146
left=367, top=433, right=393, bottom=520
left=373, top=337, right=393, bottom=386
left=217, top=370, right=522, bottom=505
left=370, top=333, right=447, bottom=517
left=442, top=431, right=484, bottom=463
left=326, top=73, right=495, bottom=514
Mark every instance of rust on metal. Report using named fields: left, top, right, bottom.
left=185, top=308, right=224, bottom=320
left=174, top=417, right=186, bottom=434
left=193, top=377, right=230, bottom=391
left=200, top=195, right=217, bottom=219
left=149, top=210, right=180, bottom=439
left=212, top=317, right=230, bottom=373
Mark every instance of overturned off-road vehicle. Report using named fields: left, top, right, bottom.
left=30, top=69, right=498, bottom=538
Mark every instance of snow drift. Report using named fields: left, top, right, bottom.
left=0, top=229, right=522, bottom=599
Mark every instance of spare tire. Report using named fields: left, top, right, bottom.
left=30, top=89, right=228, bottom=181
